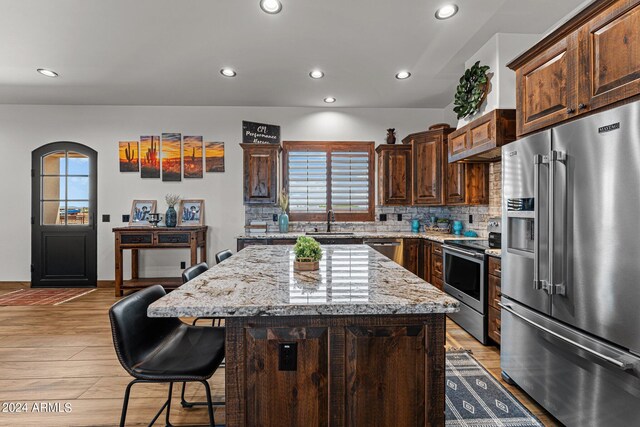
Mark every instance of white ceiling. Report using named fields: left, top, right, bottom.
left=0, top=0, right=587, bottom=108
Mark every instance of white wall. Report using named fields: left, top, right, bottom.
left=0, top=105, right=446, bottom=281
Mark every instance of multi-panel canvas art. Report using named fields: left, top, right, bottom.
left=119, top=141, right=139, bottom=172
left=140, top=136, right=160, bottom=178
left=205, top=142, right=225, bottom=172
left=162, top=133, right=182, bottom=182
left=183, top=136, right=203, bottom=178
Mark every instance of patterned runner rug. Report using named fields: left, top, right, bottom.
left=0, top=288, right=96, bottom=306
left=446, top=351, right=543, bottom=426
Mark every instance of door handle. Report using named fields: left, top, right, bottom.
left=442, top=245, right=482, bottom=259
left=547, top=150, right=566, bottom=296
left=533, top=154, right=543, bottom=291
left=499, top=303, right=633, bottom=371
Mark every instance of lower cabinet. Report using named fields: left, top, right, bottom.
left=403, top=238, right=420, bottom=275
left=487, top=256, right=502, bottom=344
left=418, top=240, right=431, bottom=282
left=430, top=243, right=443, bottom=290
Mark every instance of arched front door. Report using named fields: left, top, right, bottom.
left=31, top=142, right=97, bottom=287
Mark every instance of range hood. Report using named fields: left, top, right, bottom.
left=448, top=109, right=516, bottom=163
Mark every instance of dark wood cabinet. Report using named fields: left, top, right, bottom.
left=402, top=238, right=420, bottom=275
left=509, top=0, right=640, bottom=136
left=418, top=240, right=431, bottom=282
left=409, top=129, right=448, bottom=206
left=487, top=256, right=502, bottom=345
left=447, top=110, right=517, bottom=162
left=430, top=243, right=443, bottom=290
left=376, top=144, right=412, bottom=206
left=241, top=143, right=281, bottom=205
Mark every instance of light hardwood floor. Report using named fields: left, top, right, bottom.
left=0, top=284, right=561, bottom=426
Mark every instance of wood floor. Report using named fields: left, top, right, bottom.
left=0, top=284, right=561, bottom=427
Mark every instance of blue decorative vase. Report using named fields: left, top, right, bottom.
left=411, top=219, right=420, bottom=233
left=452, top=220, right=463, bottom=235
left=279, top=212, right=289, bottom=233
left=165, top=206, right=177, bottom=227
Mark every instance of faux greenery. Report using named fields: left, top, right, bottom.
left=453, top=61, right=491, bottom=120
left=293, top=236, right=323, bottom=262
left=279, top=189, right=289, bottom=212
left=165, top=194, right=180, bottom=207
left=437, top=218, right=450, bottom=223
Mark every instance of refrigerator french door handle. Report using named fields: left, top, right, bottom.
left=547, top=150, right=566, bottom=296
left=533, top=154, right=544, bottom=291
left=499, top=303, right=634, bottom=371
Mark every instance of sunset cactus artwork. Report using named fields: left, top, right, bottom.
left=119, top=141, right=139, bottom=172
left=183, top=136, right=203, bottom=178
left=205, top=141, right=225, bottom=172
left=162, top=133, right=182, bottom=182
left=140, top=136, right=160, bottom=178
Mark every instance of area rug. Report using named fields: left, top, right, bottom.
left=0, top=288, right=96, bottom=306
left=446, top=351, right=543, bottom=427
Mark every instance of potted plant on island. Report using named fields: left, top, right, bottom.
left=278, top=189, right=289, bottom=233
left=293, top=236, right=322, bottom=271
left=165, top=194, right=180, bottom=227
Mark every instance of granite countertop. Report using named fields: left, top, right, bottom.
left=148, top=244, right=459, bottom=318
left=238, top=231, right=482, bottom=244
left=486, top=248, right=502, bottom=257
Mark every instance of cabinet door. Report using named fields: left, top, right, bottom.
left=465, top=163, right=489, bottom=205
left=418, top=240, right=431, bottom=281
left=578, top=1, right=640, bottom=112
left=516, top=34, right=579, bottom=136
left=378, top=147, right=412, bottom=205
left=402, top=238, right=420, bottom=275
left=413, top=134, right=443, bottom=205
left=445, top=163, right=466, bottom=205
left=243, top=145, right=279, bottom=205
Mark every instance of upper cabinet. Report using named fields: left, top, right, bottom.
left=376, top=144, right=412, bottom=206
left=509, top=0, right=640, bottom=136
left=241, top=143, right=281, bottom=205
left=409, top=129, right=447, bottom=206
left=447, top=110, right=517, bottom=162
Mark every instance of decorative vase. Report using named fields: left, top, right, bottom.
left=411, top=219, right=420, bottom=233
left=278, top=212, right=289, bottom=233
left=165, top=206, right=177, bottom=227
left=386, top=128, right=396, bottom=144
left=452, top=220, right=463, bottom=235
left=294, top=258, right=320, bottom=271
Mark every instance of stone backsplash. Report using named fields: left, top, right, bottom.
left=246, top=163, right=502, bottom=238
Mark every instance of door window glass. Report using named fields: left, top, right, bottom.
left=40, top=151, right=90, bottom=226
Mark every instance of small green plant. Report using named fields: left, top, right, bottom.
left=437, top=218, right=450, bottom=223
left=293, top=236, right=322, bottom=262
left=165, top=194, right=180, bottom=208
left=279, top=189, right=289, bottom=212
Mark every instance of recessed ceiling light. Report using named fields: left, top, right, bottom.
left=324, top=97, right=336, bottom=103
left=260, top=0, right=282, bottom=14
left=37, top=68, right=58, bottom=78
left=309, top=70, right=324, bottom=79
left=220, top=68, right=237, bottom=77
left=395, top=71, right=411, bottom=80
left=435, top=4, right=458, bottom=20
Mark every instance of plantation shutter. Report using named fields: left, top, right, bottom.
left=283, top=141, right=374, bottom=221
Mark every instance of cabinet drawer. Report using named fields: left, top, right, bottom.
left=157, top=233, right=190, bottom=244
left=120, top=234, right=152, bottom=244
left=488, top=256, right=501, bottom=277
left=432, top=277, right=444, bottom=291
left=488, top=306, right=502, bottom=344
left=431, top=242, right=443, bottom=256
left=488, top=274, right=502, bottom=310
left=431, top=254, right=443, bottom=279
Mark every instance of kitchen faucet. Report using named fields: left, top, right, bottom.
left=326, top=209, right=335, bottom=232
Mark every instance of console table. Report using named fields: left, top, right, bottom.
left=112, top=226, right=208, bottom=297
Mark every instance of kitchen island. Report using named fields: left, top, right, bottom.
left=148, top=244, right=459, bottom=427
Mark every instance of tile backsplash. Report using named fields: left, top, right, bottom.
left=246, top=163, right=502, bottom=238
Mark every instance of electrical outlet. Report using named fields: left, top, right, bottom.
left=469, top=214, right=473, bottom=224
left=379, top=214, right=387, bottom=222
left=397, top=213, right=402, bottom=221
left=180, top=261, right=186, bottom=269
left=102, top=214, right=110, bottom=222
left=272, top=213, right=278, bottom=222
left=122, top=214, right=130, bottom=223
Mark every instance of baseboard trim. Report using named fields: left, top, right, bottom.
left=0, top=281, right=115, bottom=289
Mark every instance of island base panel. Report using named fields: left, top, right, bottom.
left=225, top=314, right=445, bottom=427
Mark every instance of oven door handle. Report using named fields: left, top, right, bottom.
left=443, top=245, right=483, bottom=260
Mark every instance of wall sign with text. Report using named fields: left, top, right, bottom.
left=242, top=121, right=281, bottom=144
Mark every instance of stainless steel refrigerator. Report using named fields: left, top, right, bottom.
left=501, top=101, right=640, bottom=426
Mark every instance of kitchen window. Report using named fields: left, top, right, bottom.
left=282, top=141, right=375, bottom=222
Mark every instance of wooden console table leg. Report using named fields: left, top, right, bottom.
left=115, top=246, right=123, bottom=297
left=190, top=237, right=198, bottom=267
left=131, top=249, right=139, bottom=280
left=200, top=243, right=207, bottom=265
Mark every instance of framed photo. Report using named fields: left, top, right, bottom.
left=129, top=200, right=157, bottom=225
left=178, top=199, right=204, bottom=226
